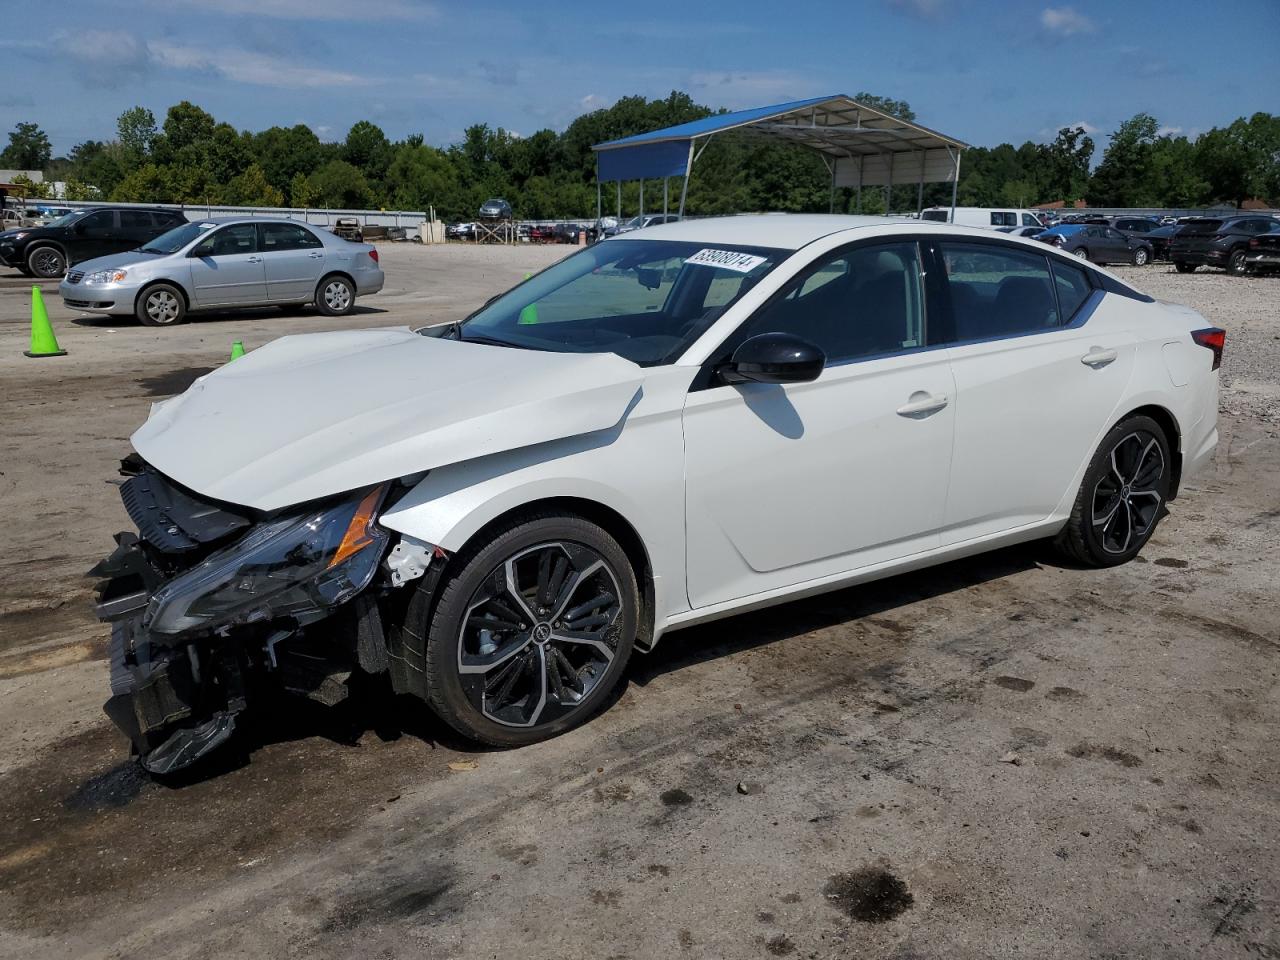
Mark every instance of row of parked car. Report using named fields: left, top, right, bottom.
left=998, top=213, right=1280, bottom=275
left=0, top=204, right=385, bottom=325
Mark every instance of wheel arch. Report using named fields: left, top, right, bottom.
left=134, top=278, right=191, bottom=312
left=1114, top=403, right=1184, bottom=499
left=388, top=490, right=658, bottom=652
left=24, top=240, right=67, bottom=267
left=316, top=269, right=356, bottom=295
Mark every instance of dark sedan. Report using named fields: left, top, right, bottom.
left=1035, top=223, right=1154, bottom=265
left=1169, top=215, right=1279, bottom=275
left=1144, top=224, right=1181, bottom=261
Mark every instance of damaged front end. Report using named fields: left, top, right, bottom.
left=91, top=456, right=426, bottom=775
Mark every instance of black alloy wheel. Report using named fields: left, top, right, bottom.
left=1055, top=415, right=1171, bottom=567
left=420, top=513, right=638, bottom=746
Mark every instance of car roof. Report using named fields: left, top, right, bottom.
left=187, top=216, right=318, bottom=227
left=621, top=214, right=927, bottom=251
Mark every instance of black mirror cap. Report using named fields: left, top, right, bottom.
left=722, top=332, right=825, bottom=385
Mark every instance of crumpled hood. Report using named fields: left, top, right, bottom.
left=132, top=328, right=645, bottom=511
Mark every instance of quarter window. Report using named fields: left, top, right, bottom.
left=1050, top=259, right=1093, bottom=321
left=259, top=222, right=323, bottom=251
left=939, top=242, right=1060, bottom=340
left=735, top=242, right=926, bottom=363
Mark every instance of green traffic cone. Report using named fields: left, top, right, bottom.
left=24, top=287, right=67, bottom=358
left=518, top=273, right=539, bottom=325
left=228, top=340, right=245, bottom=361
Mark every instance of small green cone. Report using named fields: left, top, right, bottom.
left=517, top=273, right=539, bottom=325
left=228, top=340, right=246, bottom=362
left=24, top=287, right=67, bottom=358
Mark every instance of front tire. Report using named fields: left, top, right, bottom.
left=315, top=274, right=355, bottom=316
left=420, top=513, right=638, bottom=747
left=1054, top=415, right=1172, bottom=567
left=1073, top=247, right=1090, bottom=262
left=26, top=245, right=66, bottom=279
left=135, top=283, right=187, bottom=327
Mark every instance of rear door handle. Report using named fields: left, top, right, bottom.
left=1081, top=347, right=1117, bottom=367
left=246, top=256, right=263, bottom=263
left=896, top=391, right=949, bottom=417
left=308, top=252, right=324, bottom=259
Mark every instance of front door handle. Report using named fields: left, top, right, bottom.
left=896, top=391, right=949, bottom=418
left=246, top=256, right=263, bottom=263
left=1081, top=346, right=1117, bottom=367
left=308, top=252, right=324, bottom=259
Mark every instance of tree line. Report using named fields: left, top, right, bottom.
left=4, top=94, right=1277, bottom=219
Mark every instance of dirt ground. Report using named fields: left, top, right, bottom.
left=0, top=244, right=1276, bottom=959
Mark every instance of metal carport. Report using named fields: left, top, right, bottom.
left=591, top=93, right=968, bottom=221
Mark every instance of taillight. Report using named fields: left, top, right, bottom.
left=1191, top=327, right=1225, bottom=370
left=1250, top=238, right=1260, bottom=249
left=368, top=248, right=379, bottom=264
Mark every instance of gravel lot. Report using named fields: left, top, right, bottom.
left=0, top=246, right=1276, bottom=960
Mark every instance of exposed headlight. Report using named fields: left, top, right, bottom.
left=145, top=485, right=389, bottom=637
left=86, top=268, right=128, bottom=284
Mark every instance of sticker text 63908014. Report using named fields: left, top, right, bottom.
left=684, top=248, right=768, bottom=273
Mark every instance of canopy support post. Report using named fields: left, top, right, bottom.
left=677, top=138, right=695, bottom=218
left=856, top=156, right=863, bottom=213
left=616, top=180, right=621, bottom=220
left=949, top=147, right=961, bottom=223
left=663, top=177, right=668, bottom=218
left=639, top=179, right=644, bottom=222
left=917, top=154, right=925, bottom=215
left=596, top=155, right=601, bottom=225
left=826, top=156, right=836, bottom=213
left=885, top=152, right=894, bottom=215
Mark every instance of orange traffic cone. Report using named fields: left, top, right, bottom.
left=24, top=287, right=67, bottom=358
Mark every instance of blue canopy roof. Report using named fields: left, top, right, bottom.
left=592, top=94, right=968, bottom=185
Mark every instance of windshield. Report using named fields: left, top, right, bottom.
left=140, top=220, right=215, bottom=254
left=43, top=212, right=81, bottom=228
left=453, top=238, right=788, bottom=366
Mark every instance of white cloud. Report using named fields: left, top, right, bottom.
left=57, top=29, right=152, bottom=87
left=685, top=70, right=809, bottom=107
left=1156, top=125, right=1183, bottom=137
left=1063, top=120, right=1099, bottom=134
left=151, top=0, right=435, bottom=18
left=150, top=42, right=378, bottom=88
left=1041, top=6, right=1095, bottom=35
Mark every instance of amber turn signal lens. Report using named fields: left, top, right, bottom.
left=328, top=484, right=387, bottom=570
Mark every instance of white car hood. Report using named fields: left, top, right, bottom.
left=132, top=328, right=644, bottom=511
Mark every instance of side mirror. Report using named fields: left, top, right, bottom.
left=720, top=332, right=825, bottom=385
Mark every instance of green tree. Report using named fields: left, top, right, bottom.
left=309, top=159, right=373, bottom=209
left=1040, top=126, right=1094, bottom=204
left=110, top=163, right=172, bottom=203
left=385, top=144, right=461, bottom=214
left=343, top=121, right=392, bottom=179
left=289, top=172, right=316, bottom=208
left=224, top=163, right=285, bottom=206
left=0, top=122, right=52, bottom=170
left=117, top=106, right=158, bottom=167
left=251, top=124, right=324, bottom=193
left=853, top=92, right=916, bottom=121
left=1088, top=113, right=1161, bottom=206
left=11, top=173, right=51, bottom=199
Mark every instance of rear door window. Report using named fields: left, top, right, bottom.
left=259, top=222, right=323, bottom=251
left=938, top=242, right=1060, bottom=340
left=77, top=210, right=115, bottom=235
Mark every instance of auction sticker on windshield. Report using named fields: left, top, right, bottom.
left=685, top=249, right=768, bottom=273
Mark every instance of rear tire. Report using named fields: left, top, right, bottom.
left=418, top=512, right=639, bottom=747
left=1226, top=248, right=1248, bottom=276
left=1073, top=247, right=1090, bottom=262
left=26, top=245, right=65, bottom=279
left=135, top=283, right=188, bottom=327
left=1132, top=246, right=1150, bottom=266
left=1174, top=261, right=1196, bottom=273
left=1053, top=415, right=1172, bottom=568
left=314, top=274, right=355, bottom=316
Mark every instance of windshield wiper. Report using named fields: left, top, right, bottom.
left=139, top=246, right=167, bottom=255
left=460, top=332, right=524, bottom=349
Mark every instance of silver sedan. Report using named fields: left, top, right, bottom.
left=58, top=217, right=385, bottom=327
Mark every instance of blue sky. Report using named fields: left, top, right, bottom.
left=3, top=0, right=1278, bottom=156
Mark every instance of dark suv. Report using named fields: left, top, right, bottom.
left=0, top=206, right=188, bottom=279
left=1169, top=215, right=1279, bottom=276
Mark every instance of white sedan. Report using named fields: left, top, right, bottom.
left=92, top=215, right=1222, bottom=773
